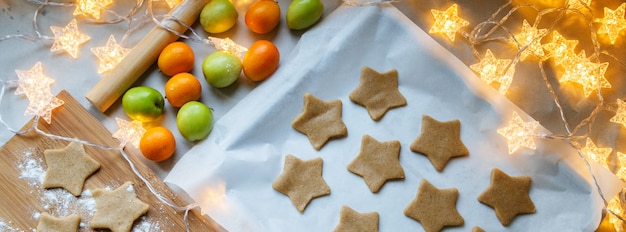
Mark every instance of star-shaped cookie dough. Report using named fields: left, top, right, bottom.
left=404, top=179, right=464, bottom=232
left=477, top=168, right=535, bottom=226
left=43, top=141, right=101, bottom=196
left=36, top=212, right=80, bottom=232
left=333, top=205, right=379, bottom=232
left=91, top=181, right=150, bottom=232
left=272, top=154, right=331, bottom=212
left=349, top=66, right=407, bottom=121
left=292, top=93, right=348, bottom=150
left=410, top=115, right=469, bottom=171
left=347, top=135, right=404, bottom=193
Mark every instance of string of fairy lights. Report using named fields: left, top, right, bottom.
left=1, top=0, right=624, bottom=230
left=428, top=0, right=626, bottom=229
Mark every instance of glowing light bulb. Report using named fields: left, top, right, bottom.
left=14, top=62, right=64, bottom=124
left=209, top=37, right=248, bottom=58
left=607, top=195, right=625, bottom=232
left=581, top=138, right=611, bottom=169
left=594, top=3, right=626, bottom=44
left=616, top=152, right=626, bottom=181
left=542, top=31, right=579, bottom=65
left=112, top=118, right=146, bottom=148
left=610, top=99, right=626, bottom=128
left=429, top=4, right=469, bottom=42
left=497, top=111, right=540, bottom=154
left=513, top=20, right=547, bottom=61
left=73, top=0, right=113, bottom=20
left=567, top=0, right=591, bottom=12
left=559, top=51, right=611, bottom=97
left=469, top=49, right=515, bottom=94
left=164, top=0, right=183, bottom=8
left=50, top=19, right=91, bottom=59
left=91, top=35, right=131, bottom=74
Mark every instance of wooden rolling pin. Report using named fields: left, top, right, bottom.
left=86, top=0, right=209, bottom=112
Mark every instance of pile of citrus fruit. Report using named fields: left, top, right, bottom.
left=122, top=0, right=326, bottom=162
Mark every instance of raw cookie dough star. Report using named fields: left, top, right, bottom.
left=91, top=181, right=150, bottom=232
left=477, top=168, right=535, bottom=226
left=410, top=115, right=469, bottom=171
left=349, top=66, right=407, bottom=121
left=272, top=154, right=331, bottom=212
left=292, top=93, right=348, bottom=150
left=43, top=141, right=101, bottom=196
left=36, top=212, right=80, bottom=232
left=333, top=205, right=379, bottom=232
left=347, top=135, right=404, bottom=193
left=404, top=179, right=464, bottom=232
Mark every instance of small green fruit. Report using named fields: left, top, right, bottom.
left=286, top=0, right=324, bottom=30
left=177, top=101, right=214, bottom=142
left=199, top=0, right=239, bottom=34
left=122, top=86, right=164, bottom=122
left=202, top=51, right=242, bottom=88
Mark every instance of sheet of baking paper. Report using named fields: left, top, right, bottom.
left=165, top=4, right=625, bottom=231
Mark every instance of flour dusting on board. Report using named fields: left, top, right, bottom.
left=15, top=150, right=162, bottom=231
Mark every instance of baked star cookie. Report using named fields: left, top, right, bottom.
left=347, top=135, right=404, bottom=193
left=333, top=206, right=379, bottom=232
left=91, top=181, right=149, bottom=232
left=36, top=212, right=80, bottom=232
left=272, top=154, right=331, bottom=212
left=404, top=179, right=464, bottom=232
left=43, top=141, right=101, bottom=196
left=478, top=168, right=535, bottom=226
left=349, top=66, right=407, bottom=121
left=292, top=93, right=348, bottom=150
left=410, top=115, right=469, bottom=171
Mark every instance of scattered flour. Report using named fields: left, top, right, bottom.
left=0, top=219, right=19, bottom=232
left=16, top=150, right=163, bottom=231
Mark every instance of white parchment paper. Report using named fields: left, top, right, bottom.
left=165, top=4, right=625, bottom=231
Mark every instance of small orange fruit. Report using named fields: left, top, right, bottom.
left=243, top=40, right=280, bottom=81
left=165, top=72, right=202, bottom=108
left=139, top=127, right=176, bottom=162
left=158, top=41, right=195, bottom=76
left=245, top=0, right=281, bottom=34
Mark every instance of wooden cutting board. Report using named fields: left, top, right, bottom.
left=0, top=90, right=225, bottom=231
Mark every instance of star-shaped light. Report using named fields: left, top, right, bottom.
left=14, top=62, right=64, bottom=124
left=559, top=51, right=611, bottom=97
left=581, top=138, right=612, bottom=169
left=429, top=4, right=470, bottom=41
left=513, top=20, right=547, bottom=60
left=567, top=0, right=592, bottom=12
left=73, top=0, right=113, bottom=19
left=209, top=37, right=248, bottom=58
left=497, top=111, right=540, bottom=154
left=610, top=99, right=626, bottom=128
left=594, top=3, right=626, bottom=44
left=607, top=195, right=625, bottom=232
left=50, top=19, right=91, bottom=59
left=164, top=0, right=183, bottom=8
left=542, top=31, right=579, bottom=65
left=616, top=152, right=626, bottom=180
left=470, top=49, right=515, bottom=94
left=112, top=118, right=146, bottom=148
left=91, top=35, right=131, bottom=74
